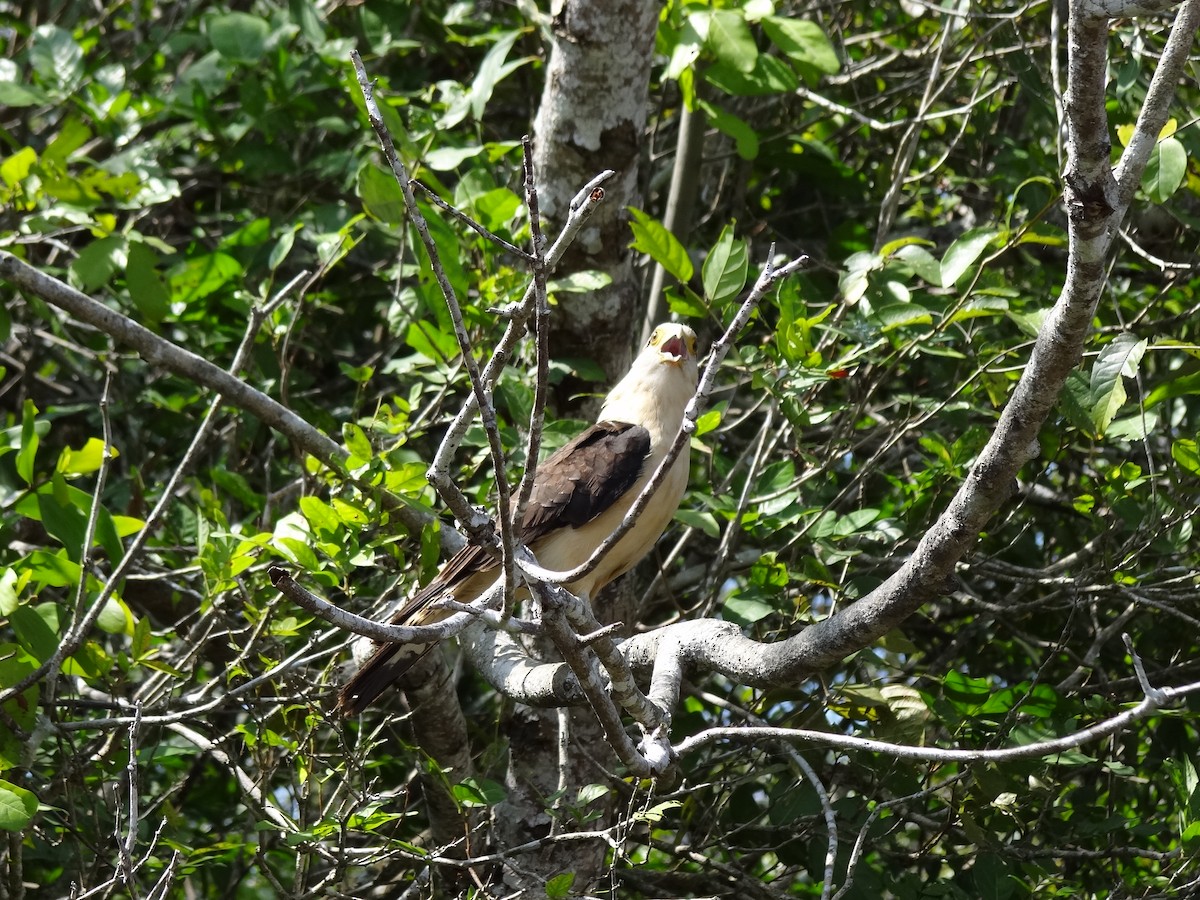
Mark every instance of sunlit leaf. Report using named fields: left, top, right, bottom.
left=628, top=208, right=693, bottom=282
left=940, top=228, right=998, bottom=288
left=357, top=163, right=406, bottom=225
left=1088, top=332, right=1147, bottom=437
left=762, top=16, right=840, bottom=75
left=1142, top=136, right=1187, bottom=203
left=706, top=10, right=758, bottom=74
left=0, top=780, right=38, bottom=832
left=701, top=224, right=748, bottom=304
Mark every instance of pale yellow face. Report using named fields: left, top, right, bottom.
left=648, top=323, right=698, bottom=365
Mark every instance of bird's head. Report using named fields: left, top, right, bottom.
left=649, top=322, right=698, bottom=368
left=640, top=322, right=699, bottom=387
left=600, top=322, right=700, bottom=435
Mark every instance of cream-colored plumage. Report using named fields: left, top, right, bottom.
left=337, top=323, right=699, bottom=714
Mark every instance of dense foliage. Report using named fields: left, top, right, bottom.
left=3, top=0, right=1200, bottom=897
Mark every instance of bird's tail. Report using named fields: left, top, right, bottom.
left=334, top=637, right=438, bottom=716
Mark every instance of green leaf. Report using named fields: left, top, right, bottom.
left=0, top=780, right=38, bottom=831
left=946, top=297, right=1009, bottom=325
left=706, top=10, right=758, bottom=74
left=30, top=25, right=84, bottom=93
left=424, top=145, right=485, bottom=171
left=701, top=224, right=749, bottom=304
left=1172, top=439, right=1200, bottom=475
left=1088, top=333, right=1147, bottom=437
left=628, top=208, right=693, bottom=282
left=452, top=776, right=506, bottom=808
left=125, top=242, right=171, bottom=325
left=357, top=163, right=406, bottom=226
left=665, top=16, right=705, bottom=81
left=940, top=228, right=998, bottom=288
left=1, top=147, right=37, bottom=188
left=972, top=852, right=1015, bottom=900
left=0, top=569, right=18, bottom=615
left=71, top=236, right=128, bottom=292
left=1142, top=136, right=1187, bottom=203
left=342, top=423, right=374, bottom=462
left=675, top=508, right=720, bottom=538
left=576, top=783, right=608, bottom=805
left=634, top=799, right=682, bottom=823
left=96, top=596, right=134, bottom=636
left=761, top=17, right=840, bottom=76
left=16, top=400, right=38, bottom=486
left=300, top=496, right=343, bottom=537
left=723, top=594, right=775, bottom=625
left=10, top=604, right=60, bottom=663
left=43, top=117, right=91, bottom=167
left=874, top=302, right=933, bottom=332
left=0, top=82, right=43, bottom=108
left=546, top=873, right=575, bottom=898
left=207, top=12, right=271, bottom=63
left=22, top=551, right=80, bottom=590
left=168, top=252, right=242, bottom=306
left=704, top=53, right=798, bottom=96
left=547, top=270, right=612, bottom=294
left=694, top=408, right=721, bottom=437
left=405, top=322, right=459, bottom=363
left=56, top=438, right=115, bottom=476
left=468, top=31, right=528, bottom=122
left=665, top=285, right=708, bottom=319
left=698, top=100, right=759, bottom=160
left=891, top=243, right=942, bottom=284
left=268, top=226, right=299, bottom=272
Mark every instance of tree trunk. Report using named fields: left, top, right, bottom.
left=533, top=0, right=661, bottom=390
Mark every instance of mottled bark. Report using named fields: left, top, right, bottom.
left=533, top=0, right=661, bottom=390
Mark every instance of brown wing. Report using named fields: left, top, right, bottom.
left=335, top=420, right=650, bottom=715
left=520, top=420, right=650, bottom=541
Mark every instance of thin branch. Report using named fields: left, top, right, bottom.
left=117, top=702, right=142, bottom=895
left=535, top=584, right=659, bottom=777
left=511, top=135, right=552, bottom=609
left=734, top=0, right=1200, bottom=682
left=0, top=252, right=439, bottom=544
left=674, top=675, right=1200, bottom=762
left=1112, top=0, right=1200, bottom=207
left=44, top=368, right=116, bottom=708
left=410, top=179, right=534, bottom=261
left=351, top=50, right=510, bottom=552
left=426, top=170, right=615, bottom=513
left=270, top=566, right=491, bottom=644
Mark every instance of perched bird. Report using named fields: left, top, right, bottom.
left=336, top=323, right=700, bottom=715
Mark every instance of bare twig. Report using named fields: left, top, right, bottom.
left=535, top=584, right=660, bottom=777
left=270, top=566, right=492, bottom=644
left=511, top=135, right=552, bottom=613
left=351, top=50, right=510, bottom=554
left=674, top=674, right=1200, bottom=762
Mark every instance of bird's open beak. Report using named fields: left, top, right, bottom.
left=661, top=334, right=688, bottom=362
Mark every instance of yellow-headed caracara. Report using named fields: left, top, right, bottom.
left=336, top=323, right=699, bottom=715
